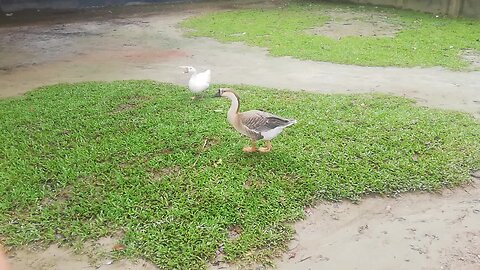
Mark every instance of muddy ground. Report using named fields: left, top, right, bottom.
left=1, top=1, right=480, bottom=269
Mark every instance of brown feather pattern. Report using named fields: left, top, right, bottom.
left=239, top=110, right=293, bottom=138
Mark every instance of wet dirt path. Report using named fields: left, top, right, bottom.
left=1, top=2, right=480, bottom=270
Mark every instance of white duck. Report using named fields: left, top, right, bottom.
left=215, top=88, right=297, bottom=153
left=180, top=66, right=211, bottom=99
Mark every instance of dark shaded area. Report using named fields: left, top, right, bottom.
left=0, top=0, right=199, bottom=27
left=0, top=0, right=191, bottom=13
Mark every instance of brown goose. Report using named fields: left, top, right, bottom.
left=215, top=88, right=296, bottom=153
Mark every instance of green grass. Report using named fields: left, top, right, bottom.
left=181, top=1, right=480, bottom=69
left=0, top=81, right=479, bottom=269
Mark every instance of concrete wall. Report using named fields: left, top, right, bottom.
left=342, top=0, right=480, bottom=18
left=1, top=0, right=79, bottom=12
left=0, top=0, right=185, bottom=12
left=462, top=0, right=480, bottom=18
left=1, top=0, right=480, bottom=17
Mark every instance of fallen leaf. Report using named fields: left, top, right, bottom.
left=113, top=244, right=126, bottom=251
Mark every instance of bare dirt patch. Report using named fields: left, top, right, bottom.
left=461, top=49, right=480, bottom=70
left=150, top=165, right=181, bottom=180
left=112, top=95, right=151, bottom=113
left=308, top=11, right=402, bottom=39
left=40, top=186, right=73, bottom=207
left=112, top=102, right=138, bottom=113
left=8, top=234, right=158, bottom=270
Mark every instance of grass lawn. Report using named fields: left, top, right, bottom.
left=181, top=1, right=480, bottom=69
left=0, top=81, right=479, bottom=269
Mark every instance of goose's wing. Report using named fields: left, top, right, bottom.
left=240, top=110, right=293, bottom=133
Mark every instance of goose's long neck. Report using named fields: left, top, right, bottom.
left=226, top=93, right=240, bottom=123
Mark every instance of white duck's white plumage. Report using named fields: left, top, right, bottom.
left=180, top=66, right=211, bottom=94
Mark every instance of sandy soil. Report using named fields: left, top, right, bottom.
left=9, top=246, right=157, bottom=270
left=1, top=1, right=480, bottom=269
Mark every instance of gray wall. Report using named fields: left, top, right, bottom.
left=1, top=0, right=480, bottom=17
left=461, top=0, right=480, bottom=18
left=0, top=0, right=186, bottom=12
left=342, top=0, right=480, bottom=18
left=1, top=0, right=79, bottom=12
